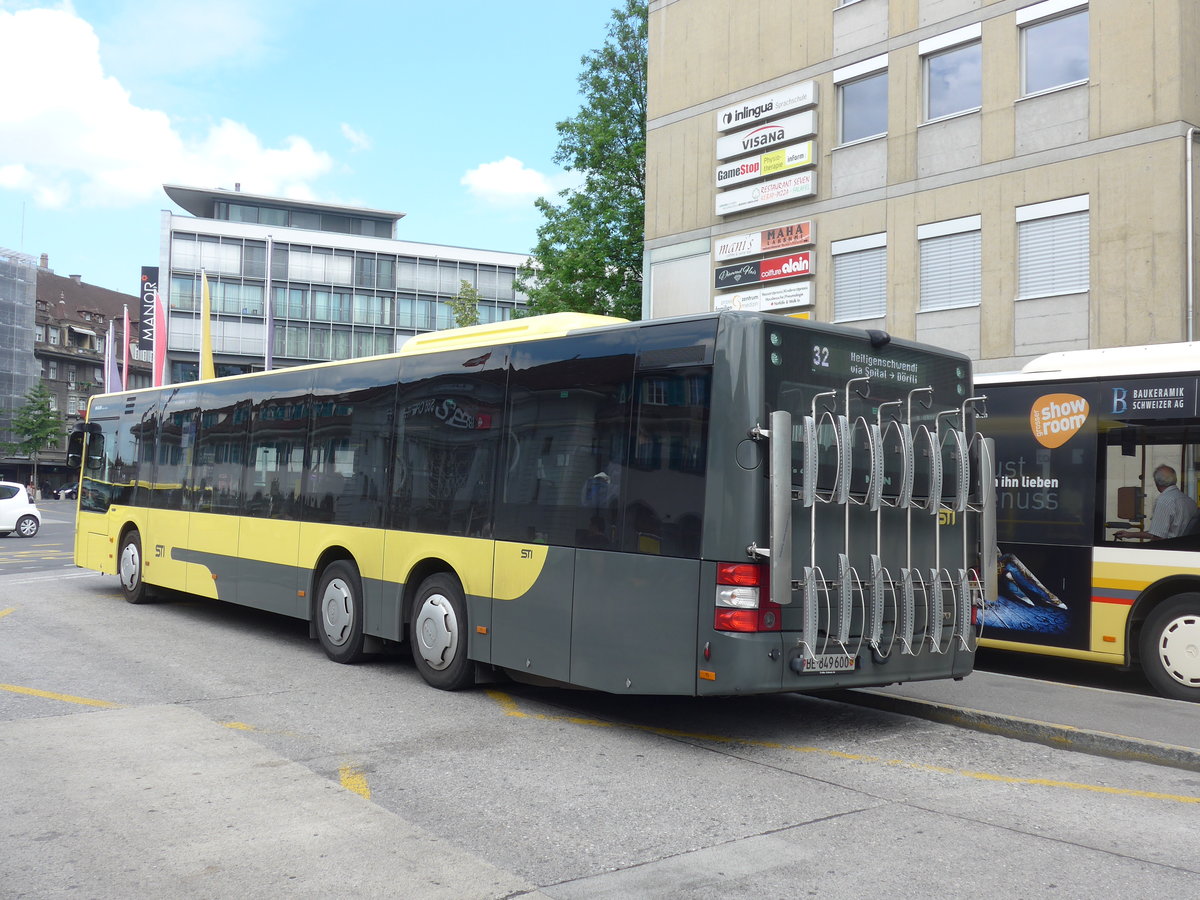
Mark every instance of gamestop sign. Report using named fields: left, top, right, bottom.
left=716, top=81, right=817, bottom=132
left=715, top=141, right=814, bottom=188
left=715, top=171, right=816, bottom=216
left=716, top=110, right=815, bottom=161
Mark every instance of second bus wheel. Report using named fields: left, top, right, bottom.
left=119, top=530, right=150, bottom=604
left=316, top=560, right=367, bottom=664
left=411, top=573, right=473, bottom=690
left=1139, top=593, right=1200, bottom=701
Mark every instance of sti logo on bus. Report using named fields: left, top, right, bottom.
left=1030, top=393, right=1089, bottom=449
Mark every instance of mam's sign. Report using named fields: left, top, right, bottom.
left=713, top=221, right=814, bottom=261
left=716, top=81, right=817, bottom=132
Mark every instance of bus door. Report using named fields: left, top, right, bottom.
left=491, top=335, right=636, bottom=683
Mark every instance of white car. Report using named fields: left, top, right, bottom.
left=0, top=482, right=41, bottom=538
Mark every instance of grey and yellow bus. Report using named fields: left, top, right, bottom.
left=69, top=311, right=990, bottom=695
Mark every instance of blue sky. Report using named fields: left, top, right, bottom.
left=0, top=0, right=621, bottom=294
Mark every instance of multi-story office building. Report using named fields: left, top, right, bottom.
left=644, top=0, right=1199, bottom=370
left=160, top=185, right=530, bottom=381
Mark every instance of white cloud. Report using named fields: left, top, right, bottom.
left=461, top=156, right=560, bottom=206
left=0, top=7, right=333, bottom=209
left=340, top=122, right=372, bottom=152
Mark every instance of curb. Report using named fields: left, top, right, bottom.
left=829, top=688, right=1200, bottom=773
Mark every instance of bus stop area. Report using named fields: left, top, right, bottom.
left=838, top=668, right=1200, bottom=772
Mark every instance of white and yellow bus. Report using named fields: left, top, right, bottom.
left=978, top=343, right=1200, bottom=700
left=70, top=311, right=989, bottom=695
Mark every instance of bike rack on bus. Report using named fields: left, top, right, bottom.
left=750, top=383, right=992, bottom=663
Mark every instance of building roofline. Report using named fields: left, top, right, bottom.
left=163, top=184, right=406, bottom=223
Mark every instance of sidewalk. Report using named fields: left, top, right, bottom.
left=834, top=669, right=1200, bottom=772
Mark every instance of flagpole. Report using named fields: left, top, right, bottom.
left=264, top=235, right=274, bottom=371
left=199, top=269, right=216, bottom=380
left=121, top=305, right=130, bottom=390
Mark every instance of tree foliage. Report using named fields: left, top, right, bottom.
left=449, top=280, right=482, bottom=328
left=517, top=0, right=647, bottom=321
left=3, top=381, right=61, bottom=484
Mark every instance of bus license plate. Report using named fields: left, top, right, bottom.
left=800, top=653, right=857, bottom=674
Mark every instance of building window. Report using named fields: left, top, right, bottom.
left=48, top=327, right=60, bottom=345
left=921, top=26, right=982, bottom=121
left=67, top=366, right=77, bottom=389
left=838, top=60, right=888, bottom=144
left=836, top=54, right=887, bottom=145
left=1020, top=2, right=1088, bottom=96
left=35, top=324, right=45, bottom=342
left=48, top=360, right=58, bottom=380
left=1016, top=195, right=1090, bottom=299
left=919, top=216, right=982, bottom=311
left=832, top=233, right=887, bottom=321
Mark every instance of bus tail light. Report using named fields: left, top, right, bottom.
left=715, top=562, right=781, bottom=632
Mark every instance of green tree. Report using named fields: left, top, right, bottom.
left=517, top=0, right=646, bottom=321
left=449, top=280, right=482, bottom=328
left=3, top=381, right=61, bottom=490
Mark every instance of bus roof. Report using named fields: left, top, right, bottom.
left=978, top=341, right=1200, bottom=383
left=397, top=312, right=628, bottom=355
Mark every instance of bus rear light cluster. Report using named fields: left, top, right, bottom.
left=714, top=562, right=781, bottom=632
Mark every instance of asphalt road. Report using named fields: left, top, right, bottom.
left=2, top=506, right=1198, bottom=898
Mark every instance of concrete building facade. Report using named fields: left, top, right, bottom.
left=644, top=0, right=1200, bottom=371
left=160, top=185, right=530, bottom=381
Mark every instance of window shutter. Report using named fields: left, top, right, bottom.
left=1018, top=211, right=1089, bottom=298
left=834, top=247, right=887, bottom=321
left=920, top=230, right=981, bottom=311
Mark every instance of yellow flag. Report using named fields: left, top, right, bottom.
left=199, top=269, right=216, bottom=380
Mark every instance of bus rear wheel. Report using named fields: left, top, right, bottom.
left=119, top=530, right=150, bottom=604
left=1139, top=593, right=1200, bottom=701
left=411, top=573, right=472, bottom=691
left=316, top=560, right=367, bottom=664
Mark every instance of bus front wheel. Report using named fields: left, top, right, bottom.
left=1139, top=593, right=1200, bottom=701
left=411, top=573, right=472, bottom=691
left=316, top=560, right=367, bottom=664
left=119, top=531, right=150, bottom=604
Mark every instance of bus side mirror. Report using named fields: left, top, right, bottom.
left=85, top=429, right=106, bottom=471
left=66, top=431, right=85, bottom=469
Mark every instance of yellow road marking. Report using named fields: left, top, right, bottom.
left=0, top=608, right=14, bottom=619
left=339, top=764, right=371, bottom=799
left=221, top=721, right=256, bottom=731
left=0, top=683, right=121, bottom=708
left=485, top=690, right=1200, bottom=805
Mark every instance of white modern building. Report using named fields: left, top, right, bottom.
left=159, top=185, right=530, bottom=381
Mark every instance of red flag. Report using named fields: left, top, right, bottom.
left=153, top=290, right=167, bottom=386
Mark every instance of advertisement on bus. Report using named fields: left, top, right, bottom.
left=984, top=381, right=1099, bottom=650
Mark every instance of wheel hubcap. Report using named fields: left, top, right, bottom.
left=120, top=542, right=140, bottom=592
left=415, top=593, right=458, bottom=670
left=18, top=517, right=36, bottom=536
left=321, top=578, right=353, bottom=646
left=1156, top=614, right=1200, bottom=687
